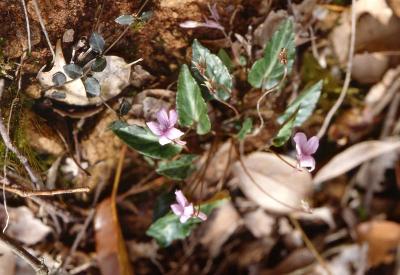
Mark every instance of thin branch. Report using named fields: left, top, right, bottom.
left=317, top=0, right=356, bottom=139
left=0, top=232, right=48, bottom=275
left=0, top=79, right=43, bottom=188
left=20, top=0, right=31, bottom=53
left=0, top=183, right=90, bottom=197
left=289, top=214, right=332, bottom=275
left=31, top=0, right=55, bottom=60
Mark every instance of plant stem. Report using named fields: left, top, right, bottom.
left=0, top=232, right=49, bottom=275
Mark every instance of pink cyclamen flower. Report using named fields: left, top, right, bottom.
left=146, top=108, right=186, bottom=146
left=170, top=190, right=207, bottom=223
left=293, top=132, right=319, bottom=172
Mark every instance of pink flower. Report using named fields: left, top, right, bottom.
left=293, top=132, right=319, bottom=172
left=170, top=190, right=207, bottom=223
left=179, top=4, right=224, bottom=31
left=146, top=108, right=186, bottom=146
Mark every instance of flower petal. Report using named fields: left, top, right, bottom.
left=156, top=108, right=170, bottom=129
left=179, top=20, right=203, bottom=28
left=293, top=132, right=307, bottom=155
left=179, top=214, right=191, bottom=223
left=169, top=109, right=178, bottom=126
left=146, top=121, right=163, bottom=136
left=304, top=136, right=319, bottom=155
left=299, top=155, right=316, bottom=172
left=183, top=203, right=194, bottom=218
left=159, top=136, right=172, bottom=145
left=175, top=190, right=189, bottom=207
left=165, top=127, right=184, bottom=141
left=196, top=211, right=207, bottom=221
left=170, top=204, right=184, bottom=216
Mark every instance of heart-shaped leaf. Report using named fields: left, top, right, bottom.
left=63, top=63, right=83, bottom=79
left=248, top=18, right=295, bottom=89
left=146, top=196, right=228, bottom=247
left=156, top=154, right=197, bottom=180
left=91, top=57, right=107, bottom=72
left=89, top=32, right=105, bottom=53
left=110, top=121, right=182, bottom=159
left=52, top=72, right=66, bottom=86
left=277, top=80, right=323, bottom=127
left=84, top=77, right=101, bottom=96
left=176, top=64, right=211, bottom=135
left=192, top=39, right=232, bottom=101
left=115, top=14, right=135, bottom=25
left=237, top=118, right=253, bottom=141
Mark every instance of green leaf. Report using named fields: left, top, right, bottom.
left=272, top=116, right=296, bottom=147
left=248, top=18, right=295, bottom=89
left=91, top=57, right=107, bottom=72
left=217, top=48, right=233, bottom=72
left=84, top=77, right=101, bottom=96
left=89, top=32, right=105, bottom=53
left=277, top=80, right=323, bottom=127
left=272, top=111, right=297, bottom=147
left=63, top=64, right=83, bottom=79
left=237, top=118, right=253, bottom=140
left=115, top=14, right=135, bottom=25
left=110, top=121, right=182, bottom=159
left=176, top=64, right=211, bottom=135
left=156, top=154, right=197, bottom=180
left=192, top=39, right=233, bottom=101
left=146, top=197, right=228, bottom=247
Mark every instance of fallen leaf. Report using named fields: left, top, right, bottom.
left=313, top=139, right=400, bottom=185
left=351, top=53, right=389, bottom=84
left=94, top=198, right=133, bottom=275
left=0, top=206, right=51, bottom=245
left=0, top=243, right=16, bottom=275
left=243, top=209, right=274, bottom=238
left=232, top=152, right=312, bottom=214
left=357, top=220, right=400, bottom=266
left=200, top=201, right=242, bottom=257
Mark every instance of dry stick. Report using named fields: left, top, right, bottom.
left=31, top=0, right=55, bottom=60
left=317, top=0, right=356, bottom=139
left=0, top=80, right=43, bottom=189
left=289, top=215, right=332, bottom=275
left=233, top=143, right=309, bottom=213
left=0, top=232, right=48, bottom=275
left=1, top=184, right=90, bottom=198
left=20, top=0, right=31, bottom=53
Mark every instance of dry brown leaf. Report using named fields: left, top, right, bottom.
left=351, top=53, right=389, bottom=84
left=314, top=139, right=400, bottom=185
left=331, top=0, right=400, bottom=65
left=0, top=243, right=16, bottom=275
left=0, top=206, right=51, bottom=245
left=232, top=152, right=312, bottom=214
left=200, top=201, right=242, bottom=257
left=94, top=198, right=133, bottom=275
left=357, top=220, right=400, bottom=266
left=243, top=209, right=274, bottom=238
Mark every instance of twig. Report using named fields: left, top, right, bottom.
left=289, top=215, right=332, bottom=275
left=317, top=0, right=356, bottom=139
left=0, top=183, right=90, bottom=197
left=31, top=0, right=55, bottom=61
left=0, top=232, right=48, bottom=275
left=0, top=79, right=43, bottom=188
left=20, top=0, right=31, bottom=53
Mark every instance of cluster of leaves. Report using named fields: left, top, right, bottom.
left=112, top=18, right=324, bottom=246
left=50, top=14, right=145, bottom=98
